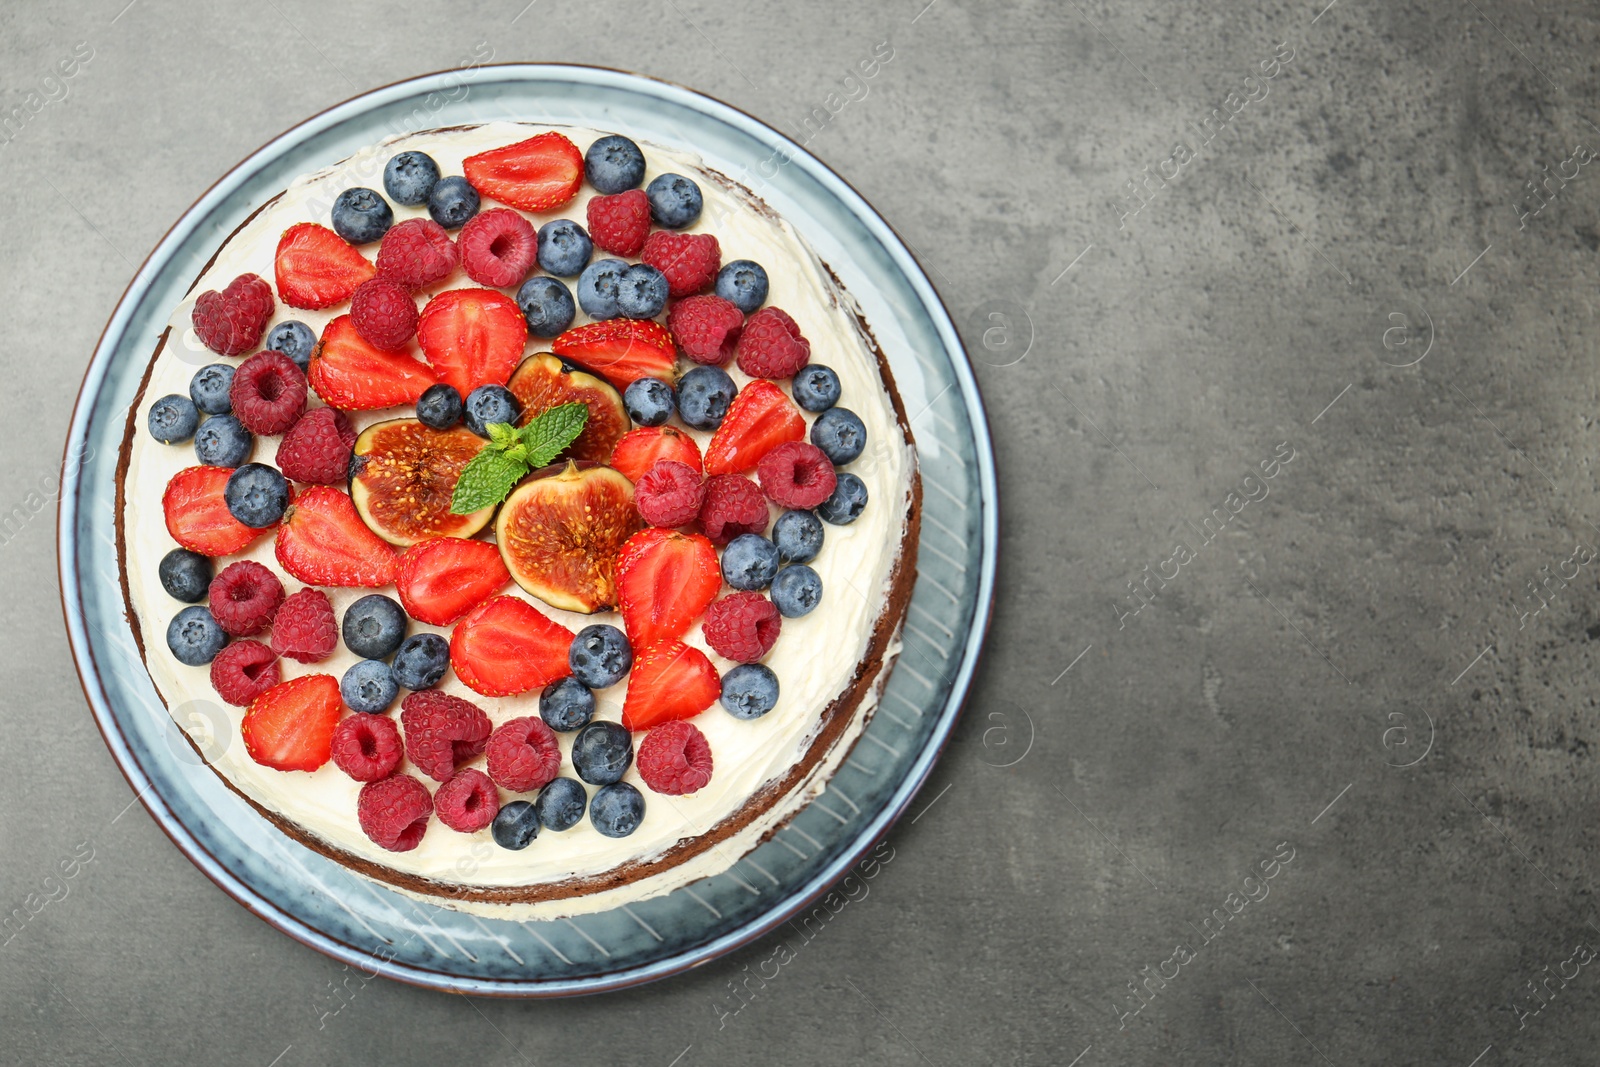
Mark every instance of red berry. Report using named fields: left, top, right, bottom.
left=667, top=295, right=744, bottom=365
left=230, top=350, right=308, bottom=435
left=463, top=131, right=583, bottom=212
left=274, top=407, right=354, bottom=485
left=400, top=690, right=492, bottom=782
left=735, top=307, right=811, bottom=379
left=415, top=288, right=528, bottom=397
left=163, top=466, right=269, bottom=557
left=640, top=231, right=720, bottom=298
left=270, top=587, right=338, bottom=663
left=458, top=208, right=537, bottom=288
left=698, top=473, right=769, bottom=545
left=275, top=223, right=375, bottom=310
left=396, top=536, right=511, bottom=626
left=209, top=639, right=281, bottom=706
left=701, top=591, right=782, bottom=663
left=485, top=717, right=561, bottom=793
left=307, top=314, right=438, bottom=411
left=621, top=641, right=720, bottom=732
left=609, top=425, right=702, bottom=483
left=207, top=560, right=285, bottom=636
left=634, top=459, right=705, bottom=527
left=756, top=441, right=838, bottom=509
left=551, top=319, right=676, bottom=392
left=275, top=485, right=399, bottom=587
left=349, top=277, right=418, bottom=351
left=376, top=218, right=457, bottom=291
left=192, top=273, right=274, bottom=356
left=587, top=189, right=650, bottom=256
left=636, top=719, right=714, bottom=796
left=242, top=674, right=341, bottom=771
left=330, top=714, right=403, bottom=782
left=357, top=774, right=433, bottom=852
left=616, top=529, right=721, bottom=648
left=704, top=380, right=805, bottom=475
left=435, top=767, right=500, bottom=832
left=449, top=596, right=574, bottom=698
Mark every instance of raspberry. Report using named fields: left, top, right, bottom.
left=349, top=277, right=418, bottom=350
left=485, top=717, right=561, bottom=792
left=699, top=473, right=769, bottom=545
left=230, top=350, right=308, bottom=435
left=735, top=307, right=810, bottom=379
left=209, top=639, right=281, bottom=706
left=207, top=560, right=285, bottom=636
left=457, top=208, right=537, bottom=288
left=192, top=273, right=274, bottom=356
left=641, top=231, right=720, bottom=298
left=667, top=295, right=744, bottom=365
left=587, top=189, right=651, bottom=256
left=274, top=407, right=355, bottom=484
left=400, top=690, right=492, bottom=782
left=635, top=459, right=706, bottom=528
left=702, top=591, right=782, bottom=663
left=270, top=588, right=337, bottom=663
left=375, top=217, right=458, bottom=290
left=357, top=773, right=433, bottom=852
left=330, top=714, right=403, bottom=782
left=434, top=767, right=501, bottom=832
left=756, top=441, right=838, bottom=509
left=636, top=719, right=714, bottom=796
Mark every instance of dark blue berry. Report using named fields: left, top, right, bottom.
left=589, top=782, right=645, bottom=838
left=568, top=624, right=632, bottom=689
left=265, top=320, right=317, bottom=370
left=571, top=720, right=632, bottom=785
left=193, top=414, right=253, bottom=467
left=341, top=659, right=399, bottom=714
left=810, top=407, right=866, bottom=465
left=616, top=263, right=668, bottom=319
left=331, top=187, right=393, bottom=245
left=817, top=472, right=868, bottom=525
left=492, top=800, right=540, bottom=850
left=772, top=510, right=823, bottom=564
left=158, top=548, right=212, bottom=603
left=463, top=385, right=522, bottom=437
left=416, top=384, right=464, bottom=430
left=623, top=377, right=675, bottom=427
left=721, top=663, right=779, bottom=719
left=534, top=777, right=588, bottom=832
left=536, top=219, right=593, bottom=277
left=383, top=151, right=441, bottom=206
left=715, top=259, right=769, bottom=314
left=428, top=175, right=480, bottom=229
left=576, top=258, right=627, bottom=320
left=584, top=134, right=646, bottom=194
left=721, top=534, right=780, bottom=591
left=392, top=633, right=450, bottom=690
left=342, top=594, right=407, bottom=659
left=770, top=564, right=823, bottom=618
left=224, top=463, right=289, bottom=528
left=188, top=364, right=235, bottom=415
left=166, top=606, right=227, bottom=666
left=677, top=365, right=736, bottom=430
left=148, top=394, right=199, bottom=444
left=646, top=173, right=702, bottom=229
left=792, top=365, right=841, bottom=412
left=516, top=276, right=576, bottom=338
left=539, top=676, right=595, bottom=732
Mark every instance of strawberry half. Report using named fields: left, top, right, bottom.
left=308, top=315, right=437, bottom=410
left=552, top=319, right=676, bottom=391
left=450, top=595, right=575, bottom=697
left=242, top=674, right=342, bottom=772
left=615, top=528, right=721, bottom=647
left=609, top=425, right=703, bottom=483
left=462, top=131, right=584, bottom=213
left=275, top=223, right=375, bottom=310
left=276, top=486, right=398, bottom=587
left=415, top=288, right=528, bottom=397
left=397, top=537, right=511, bottom=626
left=703, top=380, right=804, bottom=475
left=163, top=466, right=270, bottom=557
left=621, top=640, right=721, bottom=731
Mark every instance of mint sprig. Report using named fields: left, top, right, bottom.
left=450, top=403, right=588, bottom=514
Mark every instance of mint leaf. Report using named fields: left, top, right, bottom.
left=520, top=403, right=589, bottom=469
left=451, top=449, right=527, bottom=515
left=446, top=405, right=589, bottom=515
left=486, top=422, right=520, bottom=450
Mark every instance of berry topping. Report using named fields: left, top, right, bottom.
left=551, top=318, right=676, bottom=392
left=539, top=677, right=595, bottom=732
left=637, top=720, right=714, bottom=796
left=817, top=471, right=869, bottom=525
left=568, top=624, right=633, bottom=689
left=534, top=777, right=588, bottom=832
left=721, top=533, right=780, bottom=591
left=771, top=563, right=823, bottom=618
left=270, top=587, right=338, bottom=663
left=357, top=774, right=433, bottom=852
left=209, top=639, right=281, bottom=707
left=590, top=782, right=645, bottom=838
left=400, top=690, right=492, bottom=782
left=463, top=131, right=584, bottom=212
left=570, top=720, right=633, bottom=786
left=586, top=189, right=651, bottom=257
left=342, top=594, right=407, bottom=659
left=416, top=288, right=528, bottom=398
left=616, top=263, right=669, bottom=320
left=492, top=800, right=540, bottom=849
left=163, top=466, right=268, bottom=557
left=166, top=606, right=227, bottom=667
left=757, top=441, right=838, bottom=509
left=702, top=591, right=782, bottom=663
left=623, top=377, right=675, bottom=427
left=486, top=717, right=562, bottom=793
left=226, top=462, right=290, bottom=530
left=616, top=528, right=721, bottom=647
left=645, top=172, right=703, bottom=229
left=811, top=409, right=867, bottom=467
left=192, top=273, right=274, bottom=356
left=396, top=536, right=511, bottom=626
left=274, top=223, right=375, bottom=310
left=640, top=231, right=720, bottom=299
left=462, top=384, right=522, bottom=437
left=584, top=134, right=646, bottom=194
left=634, top=459, right=706, bottom=528
left=340, top=658, right=399, bottom=714
left=621, top=639, right=721, bottom=731
left=208, top=560, right=285, bottom=636
left=229, top=350, right=308, bottom=436
left=192, top=415, right=253, bottom=467
left=331, top=187, right=393, bottom=245
left=158, top=547, right=212, bottom=603
left=772, top=509, right=824, bottom=563
left=375, top=217, right=458, bottom=291
left=668, top=295, right=744, bottom=366
left=536, top=218, right=593, bottom=278
left=515, top=276, right=576, bottom=339
left=435, top=768, right=500, bottom=833
left=392, top=632, right=450, bottom=690
left=384, top=150, right=441, bottom=205
left=307, top=315, right=437, bottom=411
left=265, top=321, right=318, bottom=370
left=416, top=383, right=464, bottom=429
left=188, top=363, right=236, bottom=415
left=697, top=473, right=770, bottom=545
left=330, top=713, right=403, bottom=782
left=704, top=380, right=805, bottom=475
left=792, top=364, right=841, bottom=412
left=609, top=425, right=703, bottom=483
left=720, top=662, right=779, bottom=719
left=274, top=406, right=356, bottom=485
left=577, top=258, right=626, bottom=320
left=449, top=595, right=575, bottom=697
left=677, top=366, right=737, bottom=431
left=275, top=485, right=399, bottom=587
left=715, top=259, right=769, bottom=314
left=735, top=307, right=811, bottom=379
left=349, top=277, right=419, bottom=350
left=242, top=674, right=342, bottom=771
left=460, top=208, right=538, bottom=287
left=148, top=395, right=199, bottom=444
left=428, top=175, right=480, bottom=229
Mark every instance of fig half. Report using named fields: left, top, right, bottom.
left=507, top=352, right=630, bottom=463
left=350, top=418, right=494, bottom=547
left=495, top=461, right=645, bottom=613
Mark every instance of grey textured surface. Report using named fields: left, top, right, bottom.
left=5, top=0, right=1600, bottom=1063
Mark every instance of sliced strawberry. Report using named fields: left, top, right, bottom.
left=609, top=426, right=702, bottom=483
left=615, top=528, right=721, bottom=647
left=462, top=131, right=584, bottom=212
left=703, top=380, right=804, bottom=475
left=551, top=319, right=676, bottom=391
left=162, top=466, right=270, bottom=557
left=308, top=315, right=437, bottom=411
left=397, top=537, right=511, bottom=626
left=415, top=288, right=528, bottom=397
left=276, top=486, right=398, bottom=587
left=621, top=640, right=721, bottom=731
left=242, top=674, right=342, bottom=772
left=449, top=595, right=575, bottom=697
left=275, top=223, right=375, bottom=310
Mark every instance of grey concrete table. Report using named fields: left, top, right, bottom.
left=5, top=1, right=1599, bottom=1063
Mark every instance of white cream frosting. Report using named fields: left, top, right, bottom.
left=122, top=122, right=913, bottom=920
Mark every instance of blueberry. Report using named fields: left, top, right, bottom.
left=715, top=259, right=769, bottom=314
left=772, top=510, right=823, bottom=564
left=623, top=377, right=675, bottom=427
left=148, top=394, right=199, bottom=444
left=193, top=414, right=253, bottom=467
left=383, top=150, right=441, bottom=206
left=416, top=384, right=464, bottom=430
left=536, top=219, right=593, bottom=278
left=571, top=720, right=632, bottom=785
left=646, top=173, right=703, bottom=229
left=771, top=564, right=823, bottom=618
left=576, top=258, right=627, bottom=320
left=428, top=175, right=480, bottom=230
left=616, top=263, right=668, bottom=319
left=540, top=676, right=596, bottom=732
left=158, top=547, right=212, bottom=603
left=590, top=782, right=645, bottom=838
left=392, top=633, right=450, bottom=690
left=342, top=594, right=407, bottom=659
left=341, top=659, right=399, bottom=714
left=568, top=624, right=632, bottom=689
left=265, top=320, right=317, bottom=371
left=463, top=385, right=522, bottom=437
left=810, top=407, right=866, bottom=465
left=677, top=365, right=736, bottom=430
left=722, top=534, right=780, bottom=590
left=817, top=473, right=868, bottom=525
left=516, top=276, right=577, bottom=338
left=792, top=364, right=841, bottom=412
left=331, top=187, right=393, bottom=245
left=534, top=777, right=588, bottom=831
left=166, top=606, right=227, bottom=667
left=584, top=134, right=646, bottom=194
left=721, top=662, right=779, bottom=719
left=188, top=363, right=236, bottom=415
left=224, top=463, right=289, bottom=528
left=492, top=800, right=540, bottom=850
